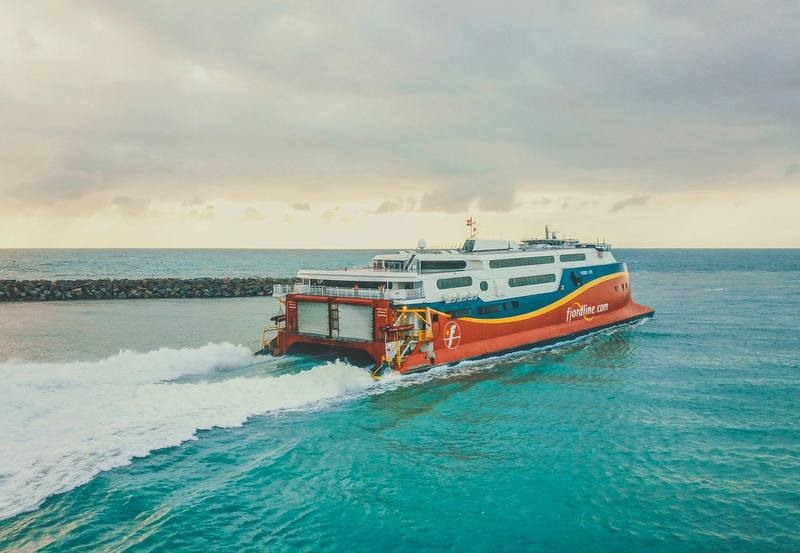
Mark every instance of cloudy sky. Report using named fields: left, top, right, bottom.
left=1, top=1, right=798, bottom=248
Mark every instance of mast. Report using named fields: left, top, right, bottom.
left=466, top=216, right=478, bottom=239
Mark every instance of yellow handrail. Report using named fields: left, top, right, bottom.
left=261, top=325, right=280, bottom=350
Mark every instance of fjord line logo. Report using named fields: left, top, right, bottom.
left=443, top=321, right=461, bottom=349
left=566, top=302, right=609, bottom=323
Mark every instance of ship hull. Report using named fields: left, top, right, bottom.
left=271, top=271, right=654, bottom=375
left=400, top=307, right=653, bottom=375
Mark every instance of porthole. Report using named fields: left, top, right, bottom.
left=480, top=281, right=488, bottom=291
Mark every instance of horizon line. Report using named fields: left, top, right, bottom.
left=1, top=246, right=799, bottom=251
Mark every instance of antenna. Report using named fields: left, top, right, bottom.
left=466, top=216, right=478, bottom=239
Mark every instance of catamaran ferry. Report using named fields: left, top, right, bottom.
left=263, top=226, right=654, bottom=377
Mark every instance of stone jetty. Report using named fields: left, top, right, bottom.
left=0, top=277, right=292, bottom=302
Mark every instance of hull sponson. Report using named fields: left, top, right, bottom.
left=273, top=271, right=654, bottom=374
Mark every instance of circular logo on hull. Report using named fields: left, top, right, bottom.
left=444, top=321, right=462, bottom=349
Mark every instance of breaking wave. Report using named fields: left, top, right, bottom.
left=0, top=343, right=379, bottom=521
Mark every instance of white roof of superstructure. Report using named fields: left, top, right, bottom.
left=297, top=268, right=421, bottom=281
left=462, top=239, right=518, bottom=252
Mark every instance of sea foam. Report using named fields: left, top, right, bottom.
left=0, top=343, right=376, bottom=521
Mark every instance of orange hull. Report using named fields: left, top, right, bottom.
left=272, top=272, right=654, bottom=374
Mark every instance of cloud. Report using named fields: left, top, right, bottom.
left=374, top=198, right=417, bottom=214
left=610, top=194, right=650, bottom=212
left=291, top=202, right=311, bottom=211
left=375, top=200, right=402, bottom=214
left=111, top=196, right=150, bottom=216
left=1, top=1, right=799, bottom=223
left=420, top=182, right=520, bottom=213
left=241, top=206, right=264, bottom=220
left=189, top=205, right=215, bottom=220
left=182, top=196, right=204, bottom=207
left=561, top=197, right=591, bottom=210
left=320, top=206, right=340, bottom=222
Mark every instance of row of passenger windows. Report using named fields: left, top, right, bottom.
left=436, top=276, right=473, bottom=289
left=508, top=274, right=557, bottom=287
left=419, top=253, right=588, bottom=274
left=420, top=260, right=467, bottom=272
left=488, top=253, right=586, bottom=268
left=489, top=255, right=554, bottom=269
left=478, top=301, right=520, bottom=315
left=436, top=274, right=557, bottom=290
left=559, top=253, right=587, bottom=262
left=447, top=301, right=521, bottom=318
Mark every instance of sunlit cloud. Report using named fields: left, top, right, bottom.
left=241, top=206, right=264, bottom=221
left=373, top=198, right=417, bottom=214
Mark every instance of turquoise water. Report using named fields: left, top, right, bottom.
left=1, top=250, right=799, bottom=551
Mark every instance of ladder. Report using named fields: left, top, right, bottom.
left=388, top=307, right=434, bottom=370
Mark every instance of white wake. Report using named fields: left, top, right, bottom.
left=0, top=323, right=642, bottom=521
left=0, top=343, right=377, bottom=521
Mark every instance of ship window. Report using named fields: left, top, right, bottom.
left=489, top=256, right=554, bottom=269
left=480, top=281, right=488, bottom=291
left=508, top=274, right=557, bottom=287
left=421, top=260, right=467, bottom=272
left=462, top=239, right=476, bottom=252
left=512, top=301, right=519, bottom=309
left=478, top=303, right=506, bottom=315
left=449, top=308, right=472, bottom=318
left=560, top=253, right=586, bottom=262
left=436, top=276, right=472, bottom=290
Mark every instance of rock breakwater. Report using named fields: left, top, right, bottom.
left=0, top=277, right=292, bottom=302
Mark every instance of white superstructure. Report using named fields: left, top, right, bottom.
left=273, top=238, right=617, bottom=307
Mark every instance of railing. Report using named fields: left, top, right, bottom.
left=365, top=265, right=417, bottom=273
left=273, top=284, right=293, bottom=296
left=272, top=283, right=424, bottom=301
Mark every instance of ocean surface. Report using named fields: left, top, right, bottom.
left=0, top=249, right=393, bottom=280
left=0, top=249, right=798, bottom=552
